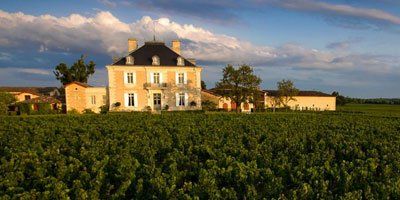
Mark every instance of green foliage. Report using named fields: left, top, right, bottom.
left=1, top=112, right=400, bottom=198
left=16, top=103, right=58, bottom=115
left=17, top=103, right=32, bottom=115
left=201, top=80, right=207, bottom=90
left=163, top=104, right=169, bottom=111
left=332, top=91, right=347, bottom=106
left=202, top=100, right=217, bottom=111
left=100, top=105, right=109, bottom=114
left=0, top=92, right=15, bottom=115
left=83, top=109, right=95, bottom=114
left=215, top=64, right=262, bottom=112
left=276, top=79, right=299, bottom=108
left=53, top=55, right=96, bottom=85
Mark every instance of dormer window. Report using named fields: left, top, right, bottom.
left=126, top=56, right=134, bottom=65
left=152, top=55, right=160, bottom=65
left=177, top=57, right=184, bottom=66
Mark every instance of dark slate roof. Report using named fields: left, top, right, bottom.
left=0, top=87, right=58, bottom=96
left=202, top=89, right=221, bottom=97
left=20, top=96, right=60, bottom=104
left=112, top=41, right=196, bottom=67
left=264, top=90, right=333, bottom=97
left=64, top=81, right=91, bottom=88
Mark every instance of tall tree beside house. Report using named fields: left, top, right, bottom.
left=53, top=55, right=96, bottom=85
left=332, top=91, right=347, bottom=106
left=0, top=91, right=16, bottom=115
left=201, top=81, right=207, bottom=90
left=215, top=64, right=261, bottom=112
left=276, top=79, right=299, bottom=110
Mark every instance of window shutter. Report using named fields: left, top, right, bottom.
left=175, top=93, right=179, bottom=106
left=185, top=93, right=189, bottom=107
left=160, top=72, right=163, bottom=83
left=134, top=93, right=138, bottom=107
left=150, top=72, right=154, bottom=83
left=124, top=93, right=128, bottom=107
left=124, top=72, right=127, bottom=84
left=133, top=72, right=136, bottom=85
left=184, top=72, right=188, bottom=84
left=175, top=72, right=179, bottom=85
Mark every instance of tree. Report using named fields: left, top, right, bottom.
left=215, top=64, right=261, bottom=112
left=201, top=81, right=207, bottom=90
left=276, top=79, right=299, bottom=110
left=332, top=91, right=346, bottom=106
left=54, top=55, right=96, bottom=85
left=0, top=92, right=16, bottom=115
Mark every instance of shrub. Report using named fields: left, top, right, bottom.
left=83, top=109, right=95, bottom=114
left=202, top=100, right=217, bottom=111
left=163, top=104, right=169, bottom=111
left=100, top=105, right=109, bottom=114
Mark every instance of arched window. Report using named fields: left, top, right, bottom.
left=223, top=103, right=228, bottom=111
left=177, top=57, right=184, bottom=66
left=126, top=56, right=134, bottom=65
left=244, top=103, right=250, bottom=110
left=152, top=55, right=160, bottom=65
left=231, top=102, right=236, bottom=110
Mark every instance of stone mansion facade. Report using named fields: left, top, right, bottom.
left=65, top=39, right=202, bottom=113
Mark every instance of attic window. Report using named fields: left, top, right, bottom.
left=177, top=57, right=184, bottom=66
left=126, top=56, right=134, bottom=65
left=152, top=55, right=160, bottom=65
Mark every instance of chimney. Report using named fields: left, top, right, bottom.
left=128, top=38, right=137, bottom=52
left=171, top=40, right=180, bottom=54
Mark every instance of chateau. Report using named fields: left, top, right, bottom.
left=65, top=39, right=202, bottom=113
left=64, top=38, right=335, bottom=113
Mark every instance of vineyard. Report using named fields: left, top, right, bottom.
left=1, top=112, right=400, bottom=199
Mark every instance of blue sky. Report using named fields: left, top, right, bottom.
left=0, top=0, right=399, bottom=98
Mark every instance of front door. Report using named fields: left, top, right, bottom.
left=153, top=93, right=161, bottom=110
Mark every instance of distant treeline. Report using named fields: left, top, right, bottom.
left=344, top=98, right=400, bottom=105
left=332, top=92, right=400, bottom=106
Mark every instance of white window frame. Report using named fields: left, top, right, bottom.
left=178, top=73, right=184, bottom=84
left=124, top=71, right=136, bottom=85
left=124, top=93, right=138, bottom=107
left=151, top=72, right=162, bottom=84
left=152, top=55, right=160, bottom=65
left=177, top=57, right=184, bottom=66
left=126, top=56, right=134, bottom=65
left=176, top=92, right=188, bottom=107
left=175, top=72, right=187, bottom=85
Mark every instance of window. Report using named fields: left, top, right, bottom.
left=126, top=72, right=134, bottom=84
left=177, top=57, right=184, bottom=66
left=152, top=55, right=160, bottom=65
left=178, top=73, right=184, bottom=84
left=153, top=72, right=160, bottom=84
left=126, top=56, right=134, bottom=65
left=24, top=95, right=31, bottom=100
left=102, top=95, right=107, bottom=105
left=178, top=93, right=185, bottom=106
left=91, top=95, right=96, bottom=105
left=127, top=93, right=135, bottom=107
left=153, top=93, right=161, bottom=106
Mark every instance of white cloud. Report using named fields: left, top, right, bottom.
left=16, top=68, right=51, bottom=75
left=0, top=52, right=11, bottom=60
left=0, top=9, right=398, bottom=76
left=273, top=0, right=400, bottom=25
left=99, top=0, right=117, bottom=8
